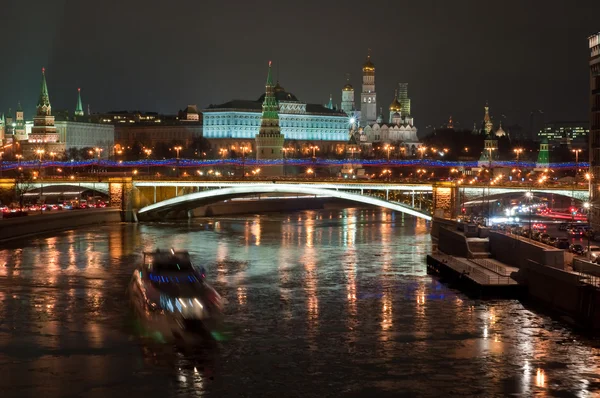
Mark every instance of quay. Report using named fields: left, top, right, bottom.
left=431, top=217, right=600, bottom=330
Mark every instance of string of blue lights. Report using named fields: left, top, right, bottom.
left=0, top=158, right=589, bottom=171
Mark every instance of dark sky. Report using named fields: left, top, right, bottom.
left=2, top=0, right=600, bottom=133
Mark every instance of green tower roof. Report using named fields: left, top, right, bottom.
left=75, top=88, right=84, bottom=116
left=16, top=101, right=23, bottom=112
left=37, top=67, right=51, bottom=108
left=260, top=61, right=279, bottom=123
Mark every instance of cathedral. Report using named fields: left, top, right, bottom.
left=340, top=52, right=419, bottom=154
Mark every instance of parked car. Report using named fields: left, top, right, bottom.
left=556, top=238, right=570, bottom=249
left=569, top=228, right=584, bottom=237
left=570, top=244, right=585, bottom=255
left=587, top=246, right=600, bottom=261
left=540, top=234, right=551, bottom=244
left=548, top=237, right=558, bottom=246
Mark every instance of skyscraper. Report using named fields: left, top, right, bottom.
left=589, top=32, right=600, bottom=229
left=360, top=51, right=376, bottom=126
left=255, top=61, right=284, bottom=176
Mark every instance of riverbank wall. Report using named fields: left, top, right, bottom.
left=0, top=209, right=122, bottom=242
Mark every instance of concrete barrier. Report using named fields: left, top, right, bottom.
left=0, top=209, right=122, bottom=242
left=431, top=217, right=458, bottom=239
left=489, top=231, right=565, bottom=270
left=438, top=227, right=470, bottom=257
left=573, top=258, right=600, bottom=277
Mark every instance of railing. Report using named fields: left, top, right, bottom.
left=433, top=253, right=514, bottom=285
left=470, top=258, right=512, bottom=277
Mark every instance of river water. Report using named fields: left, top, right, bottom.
left=1, top=208, right=600, bottom=397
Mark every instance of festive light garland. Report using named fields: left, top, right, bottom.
left=0, top=158, right=590, bottom=171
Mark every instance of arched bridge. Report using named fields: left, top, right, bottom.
left=137, top=184, right=433, bottom=221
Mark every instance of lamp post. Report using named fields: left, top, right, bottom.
left=36, top=149, right=45, bottom=176
left=526, top=191, right=533, bottom=238
left=241, top=145, right=250, bottom=178
left=173, top=145, right=182, bottom=177
left=418, top=146, right=426, bottom=159
left=514, top=148, right=523, bottom=181
left=572, top=149, right=582, bottom=220
left=0, top=151, right=3, bottom=178
left=144, top=148, right=152, bottom=175
left=384, top=144, right=394, bottom=162
left=282, top=147, right=290, bottom=177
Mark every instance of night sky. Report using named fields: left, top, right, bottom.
left=2, top=0, right=600, bottom=134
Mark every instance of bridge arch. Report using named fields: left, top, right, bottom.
left=137, top=184, right=432, bottom=220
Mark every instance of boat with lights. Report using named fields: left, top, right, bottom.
left=128, top=249, right=223, bottom=343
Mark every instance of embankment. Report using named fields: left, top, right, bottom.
left=0, top=209, right=123, bottom=242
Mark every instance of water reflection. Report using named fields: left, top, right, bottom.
left=1, top=210, right=600, bottom=397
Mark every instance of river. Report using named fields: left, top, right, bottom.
left=1, top=207, right=600, bottom=397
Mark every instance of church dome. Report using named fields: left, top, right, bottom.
left=495, top=126, right=506, bottom=137
left=343, top=83, right=353, bottom=91
left=362, top=55, right=375, bottom=72
left=389, top=99, right=402, bottom=113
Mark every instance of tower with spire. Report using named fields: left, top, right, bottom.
left=28, top=67, right=58, bottom=146
left=360, top=50, right=377, bottom=126
left=255, top=61, right=284, bottom=176
left=14, top=101, right=26, bottom=141
left=341, top=73, right=355, bottom=116
left=326, top=94, right=333, bottom=110
left=536, top=137, right=550, bottom=167
left=483, top=102, right=493, bottom=134
left=75, top=88, right=84, bottom=117
left=398, top=83, right=411, bottom=118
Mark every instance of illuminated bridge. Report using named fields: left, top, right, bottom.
left=1, top=177, right=589, bottom=221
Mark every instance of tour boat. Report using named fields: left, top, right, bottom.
left=128, top=249, right=223, bottom=343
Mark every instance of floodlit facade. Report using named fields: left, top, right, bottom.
left=539, top=121, right=589, bottom=145
left=590, top=32, right=600, bottom=229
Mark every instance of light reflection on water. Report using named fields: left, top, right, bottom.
left=0, top=208, right=599, bottom=397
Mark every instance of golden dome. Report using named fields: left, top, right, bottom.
left=362, top=55, right=375, bottom=72
left=389, top=89, right=402, bottom=112
left=343, top=83, right=353, bottom=91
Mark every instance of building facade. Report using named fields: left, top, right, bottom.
left=341, top=75, right=355, bottom=116
left=203, top=82, right=348, bottom=154
left=590, top=32, right=600, bottom=229
left=539, top=121, right=589, bottom=146
left=55, top=120, right=114, bottom=158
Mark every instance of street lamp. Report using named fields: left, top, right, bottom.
left=309, top=145, right=319, bottom=159
left=0, top=151, right=3, bottom=178
left=417, top=146, right=427, bottom=159
left=282, top=147, right=291, bottom=177
left=173, top=146, right=183, bottom=177
left=384, top=144, right=394, bottom=161
left=572, top=148, right=582, bottom=217
left=143, top=148, right=152, bottom=175
left=36, top=149, right=45, bottom=176
left=525, top=191, right=533, bottom=238
left=241, top=145, right=251, bottom=178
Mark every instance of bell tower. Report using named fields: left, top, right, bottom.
left=360, top=50, right=376, bottom=126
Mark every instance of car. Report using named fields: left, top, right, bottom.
left=569, top=228, right=584, bottom=237
left=559, top=223, right=568, bottom=231
left=570, top=244, right=585, bottom=255
left=540, top=234, right=551, bottom=244
left=556, top=238, right=570, bottom=249
left=548, top=237, right=558, bottom=246
left=587, top=246, right=600, bottom=260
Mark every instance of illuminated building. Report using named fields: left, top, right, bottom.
left=22, top=68, right=63, bottom=159
left=538, top=121, right=589, bottom=146
left=0, top=113, right=5, bottom=143
left=361, top=86, right=419, bottom=152
left=254, top=61, right=284, bottom=176
left=536, top=137, right=550, bottom=167
left=360, top=51, right=377, bottom=125
left=14, top=101, right=26, bottom=141
left=202, top=79, right=348, bottom=154
left=483, top=102, right=493, bottom=134
left=590, top=32, right=600, bottom=229
left=341, top=74, right=355, bottom=116
left=478, top=132, right=499, bottom=165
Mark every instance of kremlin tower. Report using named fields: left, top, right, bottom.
left=341, top=74, right=355, bottom=116
left=255, top=61, right=284, bottom=176
left=360, top=50, right=376, bottom=126
left=75, top=88, right=84, bottom=117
